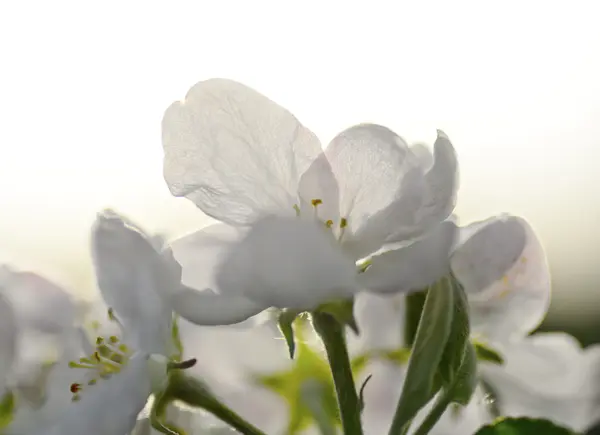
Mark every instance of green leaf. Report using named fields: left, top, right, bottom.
left=473, top=341, right=505, bottom=365
left=317, top=299, right=359, bottom=335
left=404, top=290, right=428, bottom=346
left=390, top=277, right=455, bottom=432
left=278, top=309, right=301, bottom=359
left=446, top=342, right=477, bottom=405
left=0, top=391, right=15, bottom=430
left=473, top=417, right=576, bottom=434
left=438, top=275, right=470, bottom=386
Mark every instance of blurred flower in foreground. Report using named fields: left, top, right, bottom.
left=162, top=78, right=459, bottom=325
left=36, top=210, right=180, bottom=435
left=0, top=268, right=77, bottom=433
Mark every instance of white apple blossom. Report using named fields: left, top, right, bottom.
left=162, top=78, right=459, bottom=325
left=35, top=210, right=179, bottom=435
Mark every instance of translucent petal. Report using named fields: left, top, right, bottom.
left=359, top=220, right=457, bottom=294
left=451, top=215, right=550, bottom=340
left=324, top=124, right=426, bottom=257
left=215, top=215, right=358, bottom=310
left=162, top=78, right=322, bottom=225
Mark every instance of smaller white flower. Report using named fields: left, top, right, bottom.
left=37, top=210, right=178, bottom=435
left=480, top=332, right=600, bottom=432
left=162, top=79, right=460, bottom=324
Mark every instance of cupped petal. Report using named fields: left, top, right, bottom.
left=215, top=215, right=358, bottom=310
left=162, top=78, right=322, bottom=225
left=359, top=220, right=457, bottom=294
left=91, top=210, right=174, bottom=355
left=324, top=124, right=426, bottom=257
left=172, top=287, right=265, bottom=326
left=451, top=215, right=550, bottom=341
left=480, top=333, right=600, bottom=432
left=414, top=131, right=459, bottom=229
left=0, top=294, right=17, bottom=392
left=39, top=353, right=151, bottom=435
left=297, top=153, right=340, bottom=228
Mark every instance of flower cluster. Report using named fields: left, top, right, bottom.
left=0, top=78, right=598, bottom=435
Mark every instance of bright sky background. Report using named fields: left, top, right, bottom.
left=0, top=1, right=598, bottom=322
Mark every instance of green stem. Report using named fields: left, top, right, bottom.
left=412, top=393, right=452, bottom=435
left=312, top=312, right=363, bottom=435
left=168, top=371, right=267, bottom=435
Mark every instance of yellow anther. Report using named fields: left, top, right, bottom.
left=96, top=337, right=104, bottom=345
left=501, top=275, right=510, bottom=285
left=109, top=336, right=119, bottom=344
left=293, top=204, right=301, bottom=216
left=498, top=288, right=511, bottom=299
left=107, top=308, right=116, bottom=321
left=90, top=321, right=100, bottom=331
left=311, top=199, right=323, bottom=207
left=520, top=257, right=528, bottom=264
left=340, top=218, right=348, bottom=228
left=325, top=220, right=334, bottom=228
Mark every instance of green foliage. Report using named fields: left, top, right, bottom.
left=278, top=309, right=302, bottom=359
left=473, top=417, right=576, bottom=435
left=473, top=341, right=505, bottom=365
left=0, top=391, right=15, bottom=431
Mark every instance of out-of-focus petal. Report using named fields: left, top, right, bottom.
left=162, top=78, right=322, bottom=226
left=216, top=216, right=357, bottom=310
left=452, top=215, right=550, bottom=340
left=480, top=333, right=600, bottom=432
left=0, top=294, right=17, bottom=393
left=359, top=220, right=457, bottom=294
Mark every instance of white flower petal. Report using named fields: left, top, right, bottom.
left=325, top=124, right=425, bottom=257
left=415, top=130, right=459, bottom=229
left=451, top=215, right=550, bottom=340
left=216, top=215, right=358, bottom=310
left=480, top=333, right=600, bottom=432
left=297, top=152, right=340, bottom=227
left=359, top=220, right=457, bottom=294
left=162, top=78, right=322, bottom=225
left=172, top=287, right=265, bottom=326
left=0, top=269, right=75, bottom=335
left=40, top=353, right=151, bottom=435
left=0, top=294, right=17, bottom=393
left=91, top=210, right=174, bottom=355
left=169, top=223, right=245, bottom=294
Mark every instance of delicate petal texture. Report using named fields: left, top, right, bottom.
left=91, top=210, right=175, bottom=355
left=0, top=294, right=16, bottom=393
left=360, top=361, right=492, bottom=434
left=172, top=287, right=264, bottom=326
left=410, top=143, right=434, bottom=169
left=359, top=220, right=457, bottom=294
left=480, top=333, right=600, bottom=432
left=297, top=153, right=340, bottom=227
left=350, top=292, right=405, bottom=353
left=39, top=353, right=151, bottom=435
left=162, top=78, right=322, bottom=225
left=0, top=268, right=75, bottom=335
left=415, top=131, right=459, bottom=229
left=216, top=216, right=358, bottom=310
left=169, top=223, right=245, bottom=293
left=325, top=124, right=425, bottom=257
left=452, top=216, right=550, bottom=340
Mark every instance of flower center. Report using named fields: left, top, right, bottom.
left=68, top=308, right=132, bottom=402
left=294, top=198, right=348, bottom=241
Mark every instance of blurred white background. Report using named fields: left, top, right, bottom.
left=0, top=1, right=598, bottom=325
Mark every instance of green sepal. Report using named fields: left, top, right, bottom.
left=446, top=342, right=477, bottom=406
left=278, top=309, right=302, bottom=359
left=316, top=299, right=359, bottom=335
left=170, top=314, right=184, bottom=362
left=473, top=417, right=576, bottom=434
left=473, top=341, right=505, bottom=365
